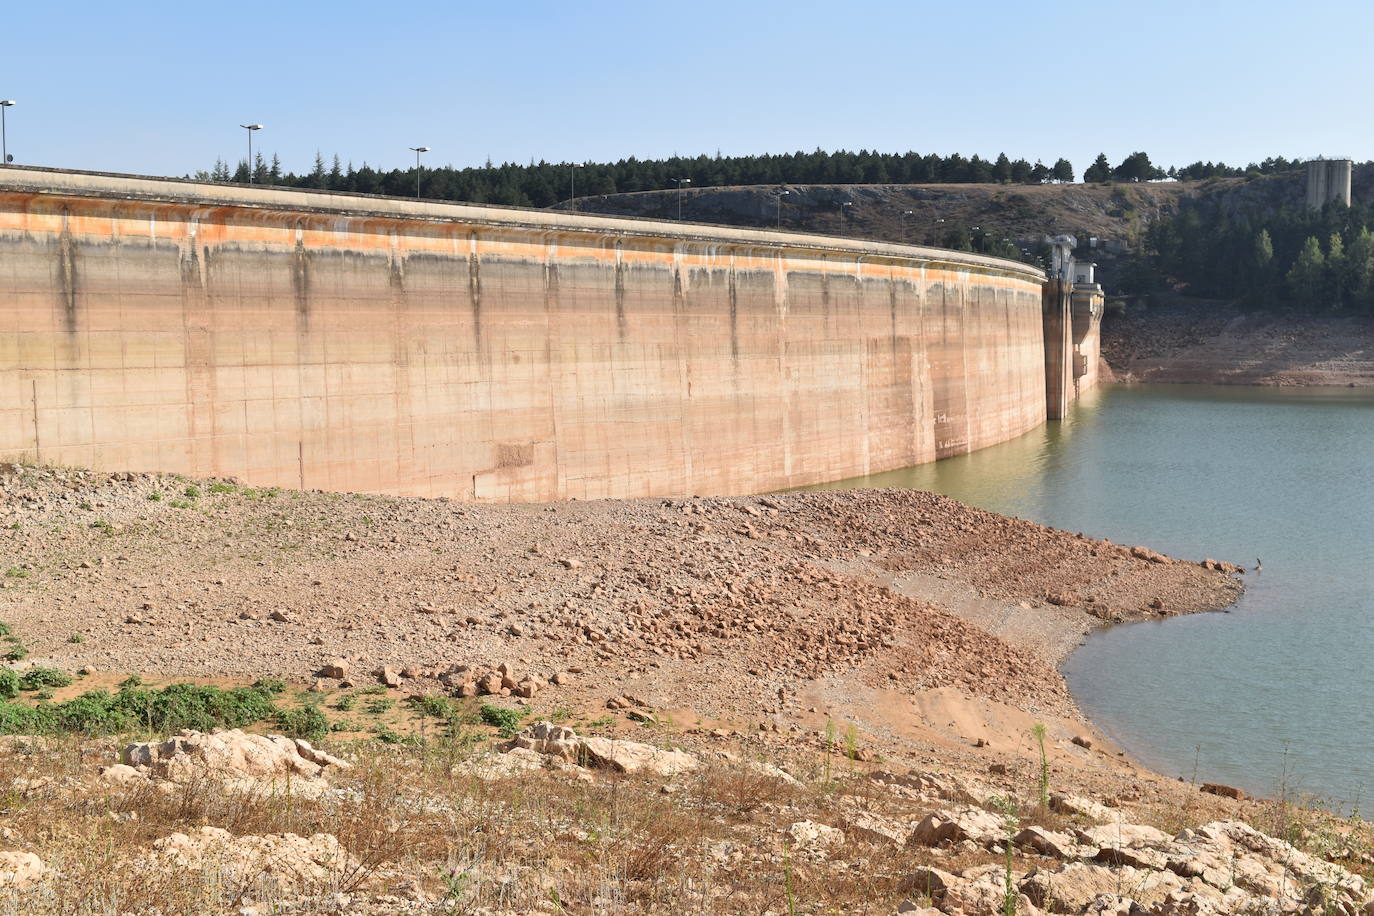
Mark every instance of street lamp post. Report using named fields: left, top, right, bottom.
left=0, top=101, right=14, bottom=165
left=570, top=162, right=582, bottom=212
left=901, top=209, right=914, bottom=243
left=673, top=177, right=691, bottom=221
left=409, top=146, right=430, bottom=199
left=240, top=124, right=263, bottom=183
left=776, top=189, right=791, bottom=229
left=840, top=201, right=854, bottom=237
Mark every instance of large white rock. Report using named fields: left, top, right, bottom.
left=908, top=806, right=1006, bottom=849
left=122, top=729, right=350, bottom=796
left=0, top=851, right=48, bottom=888
left=509, top=721, right=699, bottom=777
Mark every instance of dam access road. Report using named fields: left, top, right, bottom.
left=0, top=167, right=1102, bottom=500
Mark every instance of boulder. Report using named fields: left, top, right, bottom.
left=1020, top=861, right=1185, bottom=913
left=451, top=747, right=550, bottom=780
left=99, top=763, right=147, bottom=787
left=319, top=658, right=349, bottom=679
left=579, top=736, right=698, bottom=777
left=151, top=827, right=350, bottom=895
left=1014, top=825, right=1091, bottom=860
left=897, top=866, right=960, bottom=900
left=908, top=807, right=1005, bottom=849
left=122, top=729, right=349, bottom=796
left=787, top=820, right=844, bottom=851
left=1050, top=792, right=1120, bottom=824
left=509, top=722, right=699, bottom=777
left=844, top=811, right=910, bottom=846
left=1074, top=823, right=1170, bottom=848
left=0, top=851, right=48, bottom=888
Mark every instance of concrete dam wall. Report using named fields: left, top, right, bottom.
left=0, top=168, right=1065, bottom=500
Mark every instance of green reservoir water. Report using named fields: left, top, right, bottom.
left=810, top=384, right=1374, bottom=808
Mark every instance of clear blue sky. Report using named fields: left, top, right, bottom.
left=2, top=0, right=1368, bottom=181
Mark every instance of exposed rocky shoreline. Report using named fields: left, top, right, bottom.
left=7, top=462, right=1355, bottom=914
left=1103, top=302, right=1374, bottom=387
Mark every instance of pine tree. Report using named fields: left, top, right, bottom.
left=1084, top=154, right=1111, bottom=183
left=1345, top=227, right=1374, bottom=312
left=1052, top=158, right=1074, bottom=182
left=992, top=153, right=1013, bottom=183
left=1326, top=232, right=1347, bottom=310
left=1287, top=236, right=1326, bottom=308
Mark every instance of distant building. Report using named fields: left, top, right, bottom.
left=1073, top=262, right=1096, bottom=285
left=1305, top=158, right=1353, bottom=210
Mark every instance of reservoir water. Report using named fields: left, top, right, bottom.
left=811, top=384, right=1374, bottom=809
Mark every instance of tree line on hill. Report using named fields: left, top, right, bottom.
left=197, top=149, right=1080, bottom=207
left=196, top=148, right=1304, bottom=209
left=1081, top=152, right=1301, bottom=184
left=1140, top=198, right=1374, bottom=314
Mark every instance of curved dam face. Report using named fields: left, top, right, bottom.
left=0, top=168, right=1052, bottom=500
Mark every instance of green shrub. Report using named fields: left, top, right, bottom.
left=0, top=702, right=56, bottom=734
left=68, top=633, right=84, bottom=644
left=147, top=491, right=163, bottom=501
left=208, top=482, right=236, bottom=494
left=251, top=677, right=287, bottom=695
left=407, top=694, right=457, bottom=720
left=182, top=485, right=201, bottom=499
left=0, top=669, right=19, bottom=700
left=479, top=703, right=526, bottom=738
left=277, top=705, right=329, bottom=742
left=333, top=694, right=356, bottom=711
left=19, top=668, right=72, bottom=691
left=4, top=643, right=28, bottom=662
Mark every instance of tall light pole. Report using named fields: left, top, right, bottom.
left=240, top=124, right=263, bottom=183
left=900, top=209, right=914, bottom=243
left=409, top=146, right=430, bottom=199
left=570, top=162, right=582, bottom=212
left=840, top=201, right=854, bottom=237
left=1, top=100, right=16, bottom=165
left=673, top=177, right=691, bottom=221
left=776, top=189, right=791, bottom=229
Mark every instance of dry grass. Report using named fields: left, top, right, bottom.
left=0, top=730, right=1368, bottom=915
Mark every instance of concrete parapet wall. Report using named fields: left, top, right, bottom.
left=0, top=167, right=1050, bottom=499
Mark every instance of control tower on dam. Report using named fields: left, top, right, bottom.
left=0, top=167, right=1098, bottom=500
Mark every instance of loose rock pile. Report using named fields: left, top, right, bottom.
left=880, top=810, right=1372, bottom=915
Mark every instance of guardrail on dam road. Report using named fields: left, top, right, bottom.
left=0, top=167, right=1100, bottom=500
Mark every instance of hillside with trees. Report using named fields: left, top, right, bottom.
left=194, top=147, right=1297, bottom=211
left=1138, top=164, right=1374, bottom=313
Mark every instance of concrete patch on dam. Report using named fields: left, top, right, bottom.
left=0, top=167, right=1097, bottom=500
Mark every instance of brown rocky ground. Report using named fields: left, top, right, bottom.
left=1103, top=300, right=1374, bottom=387
left=0, top=463, right=1240, bottom=728
left=6, top=461, right=1326, bottom=915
